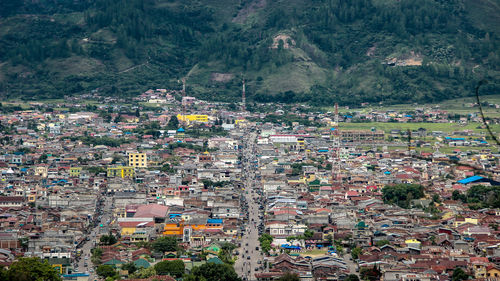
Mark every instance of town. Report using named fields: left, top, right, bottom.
left=0, top=89, right=499, bottom=281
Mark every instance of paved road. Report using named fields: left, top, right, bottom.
left=235, top=131, right=264, bottom=281
left=75, top=195, right=113, bottom=280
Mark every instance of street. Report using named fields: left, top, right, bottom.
left=75, top=195, right=114, bottom=280
left=234, top=130, right=264, bottom=281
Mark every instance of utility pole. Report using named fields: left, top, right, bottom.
left=332, top=103, right=341, bottom=188
left=242, top=78, right=246, bottom=112
left=181, top=77, right=186, bottom=125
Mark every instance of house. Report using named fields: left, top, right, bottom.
left=0, top=197, right=24, bottom=208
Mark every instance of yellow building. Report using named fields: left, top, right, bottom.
left=454, top=217, right=478, bottom=227
left=27, top=194, right=36, bottom=203
left=128, top=152, right=147, bottom=168
left=69, top=167, right=82, bottom=177
left=35, top=166, right=48, bottom=178
left=487, top=266, right=500, bottom=279
left=176, top=114, right=209, bottom=123
left=107, top=166, right=135, bottom=178
left=405, top=239, right=421, bottom=248
left=163, top=221, right=184, bottom=236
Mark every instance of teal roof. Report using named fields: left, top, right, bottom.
left=103, top=259, right=125, bottom=266
left=207, top=257, right=224, bottom=265
left=133, top=258, right=150, bottom=269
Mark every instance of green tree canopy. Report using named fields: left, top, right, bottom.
left=152, top=236, right=179, bottom=253
left=99, top=233, right=117, bottom=245
left=96, top=265, right=117, bottom=279
left=452, top=268, right=469, bottom=281
left=184, top=263, right=240, bottom=281
left=166, top=115, right=179, bottom=130
left=351, top=247, right=363, bottom=260
left=154, top=260, right=185, bottom=277
left=346, top=274, right=360, bottom=281
left=382, top=184, right=424, bottom=208
left=259, top=233, right=274, bottom=254
left=6, top=257, right=61, bottom=281
left=122, top=262, right=138, bottom=274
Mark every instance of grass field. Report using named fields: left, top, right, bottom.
left=300, top=249, right=328, bottom=257
left=339, top=122, right=500, bottom=134
left=326, top=94, right=500, bottom=118
left=386, top=145, right=499, bottom=154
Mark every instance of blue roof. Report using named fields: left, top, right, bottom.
left=207, top=219, right=223, bottom=224
left=62, top=273, right=90, bottom=277
left=177, top=128, right=185, bottom=132
left=458, top=175, right=484, bottom=184
left=330, top=128, right=336, bottom=131
left=445, top=137, right=465, bottom=141
left=281, top=244, right=301, bottom=250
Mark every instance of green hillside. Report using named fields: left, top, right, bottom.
left=0, top=0, right=499, bottom=105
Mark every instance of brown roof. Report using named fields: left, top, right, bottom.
left=0, top=197, right=23, bottom=202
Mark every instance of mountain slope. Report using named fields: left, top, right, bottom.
left=0, top=0, right=498, bottom=105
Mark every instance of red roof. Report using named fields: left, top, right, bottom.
left=346, top=191, right=359, bottom=197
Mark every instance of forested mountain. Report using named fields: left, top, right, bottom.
left=0, top=0, right=499, bottom=105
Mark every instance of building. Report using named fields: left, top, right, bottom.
left=69, top=167, right=81, bottom=177
left=176, top=114, right=209, bottom=123
left=0, top=197, right=24, bottom=208
left=107, top=166, right=135, bottom=178
left=128, top=152, right=147, bottom=168
left=341, top=130, right=384, bottom=142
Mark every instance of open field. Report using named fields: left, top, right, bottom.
left=339, top=122, right=500, bottom=134
left=299, top=249, right=328, bottom=257
left=327, top=94, right=500, bottom=118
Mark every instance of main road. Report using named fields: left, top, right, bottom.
left=234, top=130, right=264, bottom=281
left=75, top=194, right=114, bottom=280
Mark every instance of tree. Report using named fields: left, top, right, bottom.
left=96, top=265, right=117, bottom=279
left=381, top=184, right=424, bottom=208
left=452, top=268, right=469, bottom=281
left=259, top=234, right=273, bottom=254
left=154, top=260, right=185, bottom=277
left=346, top=274, right=360, bottom=281
left=122, top=262, right=138, bottom=274
left=184, top=263, right=240, bottom=281
left=152, top=236, right=178, bottom=253
left=100, top=233, right=117, bottom=245
left=91, top=247, right=103, bottom=265
left=166, top=115, right=179, bottom=129
left=218, top=242, right=237, bottom=264
left=6, top=257, right=61, bottom=281
left=277, top=272, right=300, bottom=281
left=351, top=247, right=362, bottom=260
left=303, top=229, right=314, bottom=239
left=360, top=265, right=381, bottom=281
left=114, top=114, right=125, bottom=123
left=130, top=267, right=156, bottom=279
left=375, top=240, right=390, bottom=247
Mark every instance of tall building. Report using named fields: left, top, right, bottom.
left=128, top=152, right=147, bottom=168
